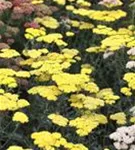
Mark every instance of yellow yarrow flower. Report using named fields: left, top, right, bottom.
left=123, top=73, right=135, bottom=90
left=52, top=73, right=90, bottom=93
left=23, top=49, right=48, bottom=58
left=120, top=87, right=132, bottom=96
left=69, top=94, right=104, bottom=110
left=93, top=25, right=116, bottom=35
left=15, top=71, right=30, bottom=78
left=31, top=131, right=88, bottom=150
left=25, top=28, right=46, bottom=40
left=0, top=93, right=29, bottom=111
left=34, top=16, right=59, bottom=29
left=12, top=112, right=29, bottom=123
left=48, top=114, right=69, bottom=127
left=97, top=88, right=120, bottom=104
left=72, top=9, right=126, bottom=22
left=69, top=114, right=107, bottom=136
left=31, top=131, right=63, bottom=149
left=0, top=49, right=20, bottom=58
left=82, top=82, right=99, bottom=93
left=79, top=22, right=94, bottom=30
left=66, top=31, right=75, bottom=37
left=28, top=85, right=61, bottom=101
left=130, top=116, right=135, bottom=123
left=110, top=112, right=126, bottom=125
left=17, top=99, right=30, bottom=108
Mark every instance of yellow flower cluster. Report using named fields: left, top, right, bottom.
left=36, top=33, right=67, bottom=46
left=82, top=82, right=100, bottom=93
left=123, top=72, right=135, bottom=90
left=72, top=9, right=126, bottom=22
left=0, top=48, right=20, bottom=58
left=0, top=68, right=17, bottom=88
left=93, top=25, right=116, bottom=36
left=97, top=88, right=120, bottom=104
left=12, top=112, right=29, bottom=123
left=69, top=114, right=107, bottom=136
left=81, top=64, right=93, bottom=75
left=120, top=87, right=132, bottom=96
left=130, top=116, right=135, bottom=123
left=52, top=72, right=90, bottom=93
left=110, top=112, right=127, bottom=125
left=34, top=16, right=59, bottom=29
left=70, top=20, right=94, bottom=30
left=15, top=71, right=30, bottom=78
left=69, top=94, right=104, bottom=110
left=31, top=131, right=88, bottom=150
left=7, top=145, right=31, bottom=150
left=86, top=46, right=105, bottom=53
left=23, top=48, right=48, bottom=58
left=28, top=85, right=61, bottom=101
left=0, top=92, right=30, bottom=111
left=25, top=27, right=46, bottom=40
left=21, top=49, right=79, bottom=83
left=0, top=68, right=30, bottom=88
left=87, top=27, right=135, bottom=52
left=101, top=33, right=135, bottom=51
left=66, top=31, right=75, bottom=37
left=48, top=113, right=69, bottom=126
